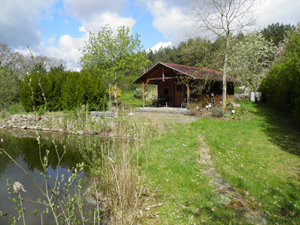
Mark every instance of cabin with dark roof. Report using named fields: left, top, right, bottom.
left=132, top=62, right=239, bottom=107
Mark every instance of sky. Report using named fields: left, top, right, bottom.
left=1, top=0, right=299, bottom=70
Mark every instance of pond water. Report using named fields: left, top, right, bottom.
left=0, top=129, right=103, bottom=225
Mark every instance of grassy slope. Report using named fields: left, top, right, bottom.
left=141, top=102, right=300, bottom=224
left=120, top=91, right=143, bottom=107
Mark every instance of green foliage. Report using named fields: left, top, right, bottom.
left=61, top=70, right=107, bottom=110
left=261, top=23, right=295, bottom=46
left=0, top=66, right=20, bottom=110
left=260, top=25, right=300, bottom=125
left=37, top=106, right=45, bottom=116
left=31, top=62, right=47, bottom=74
left=80, top=25, right=150, bottom=106
left=8, top=104, right=21, bottom=115
left=229, top=31, right=276, bottom=96
left=19, top=70, right=108, bottom=112
left=19, top=71, right=48, bottom=112
left=132, top=87, right=146, bottom=99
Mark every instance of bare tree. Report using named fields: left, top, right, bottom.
left=186, top=0, right=259, bottom=108
left=0, top=43, right=24, bottom=74
left=20, top=54, right=67, bottom=73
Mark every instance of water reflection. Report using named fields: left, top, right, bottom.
left=0, top=129, right=96, bottom=225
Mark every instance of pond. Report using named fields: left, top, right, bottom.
left=0, top=129, right=104, bottom=225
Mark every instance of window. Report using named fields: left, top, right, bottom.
left=164, top=88, right=169, bottom=95
left=176, top=85, right=183, bottom=92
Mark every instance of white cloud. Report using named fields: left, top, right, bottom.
left=138, top=0, right=193, bottom=45
left=149, top=42, right=172, bottom=52
left=0, top=0, right=57, bottom=48
left=64, top=19, right=69, bottom=25
left=80, top=12, right=136, bottom=34
left=258, top=0, right=300, bottom=28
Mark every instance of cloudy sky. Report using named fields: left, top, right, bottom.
left=1, top=0, right=299, bottom=70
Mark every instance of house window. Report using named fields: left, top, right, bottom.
left=176, top=85, right=183, bottom=92
left=164, top=88, right=169, bottom=95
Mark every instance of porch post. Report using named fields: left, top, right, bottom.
left=187, top=83, right=190, bottom=105
left=142, top=82, right=145, bottom=108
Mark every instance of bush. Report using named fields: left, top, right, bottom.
left=211, top=106, right=225, bottom=117
left=37, top=106, right=45, bottom=116
left=132, top=88, right=147, bottom=99
left=8, top=104, right=20, bottom=115
left=106, top=86, right=122, bottom=101
left=20, top=70, right=108, bottom=112
left=259, top=25, right=300, bottom=125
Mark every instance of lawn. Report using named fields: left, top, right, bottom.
left=120, top=91, right=143, bottom=107
left=140, top=101, right=300, bottom=224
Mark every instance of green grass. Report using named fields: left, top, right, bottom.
left=120, top=91, right=143, bottom=107
left=140, top=101, right=300, bottom=224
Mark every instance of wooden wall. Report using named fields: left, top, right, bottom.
left=157, top=79, right=234, bottom=107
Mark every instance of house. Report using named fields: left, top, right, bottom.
left=132, top=62, right=239, bottom=107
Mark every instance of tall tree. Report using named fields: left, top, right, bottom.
left=261, top=23, right=295, bottom=46
left=0, top=66, right=20, bottom=110
left=80, top=25, right=150, bottom=115
left=229, top=31, right=276, bottom=101
left=186, top=0, right=259, bottom=108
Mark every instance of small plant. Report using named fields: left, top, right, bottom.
left=37, top=106, right=45, bottom=116
left=132, top=87, right=147, bottom=99
left=107, top=87, right=122, bottom=100
left=211, top=106, right=225, bottom=117
left=8, top=104, right=20, bottom=115
left=1, top=109, right=9, bottom=119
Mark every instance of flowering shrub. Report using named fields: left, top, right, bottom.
left=106, top=86, right=122, bottom=100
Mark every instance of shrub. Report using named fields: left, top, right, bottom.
left=259, top=25, right=300, bottom=125
left=20, top=70, right=108, bottom=112
left=37, top=106, right=45, bottom=116
left=106, top=86, right=122, bottom=100
left=211, top=106, right=225, bottom=117
left=8, top=104, right=20, bottom=115
left=132, top=87, right=147, bottom=99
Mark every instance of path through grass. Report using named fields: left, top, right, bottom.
left=140, top=102, right=300, bottom=224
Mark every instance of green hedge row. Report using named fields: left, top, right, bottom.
left=260, top=28, right=300, bottom=124
left=19, top=69, right=108, bottom=112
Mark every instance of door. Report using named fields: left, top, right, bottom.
left=175, top=83, right=184, bottom=107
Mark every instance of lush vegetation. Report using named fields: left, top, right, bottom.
left=0, top=66, right=20, bottom=110
left=19, top=69, right=107, bottom=112
left=140, top=101, right=300, bottom=224
left=260, top=24, right=300, bottom=125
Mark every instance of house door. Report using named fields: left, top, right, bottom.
left=175, top=83, right=184, bottom=107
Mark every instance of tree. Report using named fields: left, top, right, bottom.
left=186, top=0, right=259, bottom=108
left=229, top=31, right=276, bottom=101
left=80, top=25, right=150, bottom=115
left=0, top=42, right=24, bottom=77
left=261, top=23, right=295, bottom=46
left=31, top=62, right=47, bottom=74
left=260, top=24, right=300, bottom=125
left=0, top=66, right=20, bottom=110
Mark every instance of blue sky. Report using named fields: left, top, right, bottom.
left=1, top=0, right=299, bottom=70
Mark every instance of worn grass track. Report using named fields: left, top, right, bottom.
left=140, top=102, right=300, bottom=224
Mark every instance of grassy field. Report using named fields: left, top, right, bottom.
left=139, top=102, right=300, bottom=224
left=120, top=91, right=143, bottom=107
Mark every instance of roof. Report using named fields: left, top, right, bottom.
left=132, top=62, right=239, bottom=84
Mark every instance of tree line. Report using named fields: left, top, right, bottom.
left=260, top=23, right=300, bottom=125
left=0, top=22, right=298, bottom=118
left=19, top=67, right=107, bottom=112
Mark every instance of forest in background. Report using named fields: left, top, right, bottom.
left=0, top=23, right=298, bottom=120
